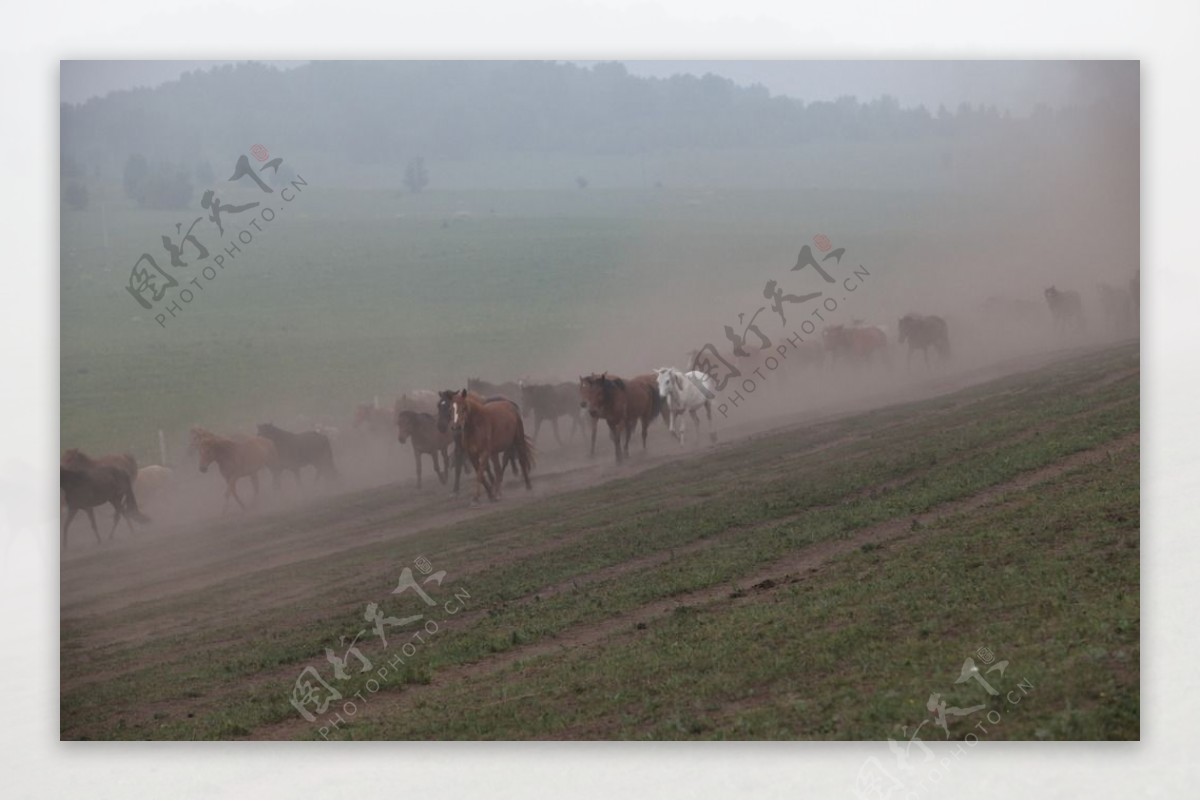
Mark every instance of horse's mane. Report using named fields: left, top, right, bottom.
left=396, top=409, right=434, bottom=424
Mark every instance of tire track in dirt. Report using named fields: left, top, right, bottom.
left=245, top=430, right=1137, bottom=740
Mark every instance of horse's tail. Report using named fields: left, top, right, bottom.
left=321, top=436, right=340, bottom=482
left=512, top=419, right=535, bottom=489
left=121, top=476, right=150, bottom=524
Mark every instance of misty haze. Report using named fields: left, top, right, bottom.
left=58, top=60, right=1139, bottom=746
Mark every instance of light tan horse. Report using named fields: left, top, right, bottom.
left=447, top=390, right=534, bottom=502
left=190, top=427, right=278, bottom=512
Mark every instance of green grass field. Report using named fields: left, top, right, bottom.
left=60, top=342, right=1139, bottom=740
left=59, top=141, right=1135, bottom=464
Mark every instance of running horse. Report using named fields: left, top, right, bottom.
left=61, top=448, right=137, bottom=483
left=446, top=390, right=534, bottom=502
left=1044, top=286, right=1084, bottom=333
left=256, top=423, right=338, bottom=487
left=519, top=381, right=584, bottom=446
left=897, top=313, right=951, bottom=367
left=653, top=367, right=717, bottom=445
left=60, top=456, right=149, bottom=550
left=190, top=427, right=279, bottom=512
left=436, top=390, right=521, bottom=494
left=395, top=409, right=454, bottom=489
left=822, top=323, right=888, bottom=366
left=578, top=372, right=663, bottom=464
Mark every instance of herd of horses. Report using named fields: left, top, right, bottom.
left=61, top=279, right=1137, bottom=550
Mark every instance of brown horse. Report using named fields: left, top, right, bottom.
left=353, top=404, right=394, bottom=433
left=60, top=463, right=148, bottom=550
left=823, top=324, right=888, bottom=366
left=190, top=427, right=279, bottom=512
left=61, top=448, right=137, bottom=482
left=395, top=410, right=454, bottom=489
left=519, top=381, right=583, bottom=446
left=447, top=390, right=534, bottom=502
left=578, top=372, right=662, bottom=464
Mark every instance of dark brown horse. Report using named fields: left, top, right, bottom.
left=256, top=423, right=338, bottom=487
left=447, top=390, right=534, bottom=502
left=395, top=410, right=454, bottom=489
left=191, top=427, right=279, bottom=512
left=897, top=313, right=950, bottom=367
left=519, top=381, right=583, bottom=446
left=61, top=448, right=137, bottom=482
left=467, top=377, right=521, bottom=403
left=60, top=463, right=148, bottom=550
left=578, top=372, right=662, bottom=464
left=1044, top=286, right=1084, bottom=333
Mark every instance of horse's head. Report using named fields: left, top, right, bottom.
left=436, top=390, right=456, bottom=433
left=1045, top=286, right=1058, bottom=301
left=448, top=389, right=472, bottom=433
left=352, top=405, right=373, bottom=428
left=196, top=438, right=219, bottom=474
left=578, top=374, right=607, bottom=418
left=395, top=410, right=413, bottom=443
left=654, top=368, right=675, bottom=403
left=61, top=448, right=87, bottom=467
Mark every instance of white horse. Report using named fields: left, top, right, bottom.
left=654, top=367, right=717, bottom=445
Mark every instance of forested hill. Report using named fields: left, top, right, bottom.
left=61, top=60, right=1116, bottom=171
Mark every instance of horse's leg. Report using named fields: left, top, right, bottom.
left=589, top=417, right=598, bottom=458
left=609, top=422, right=623, bottom=463
left=688, top=409, right=701, bottom=446
left=61, top=507, right=77, bottom=551
left=490, top=453, right=505, bottom=497
left=551, top=417, right=563, bottom=447
left=85, top=508, right=101, bottom=545
left=109, top=501, right=122, bottom=541
left=229, top=478, right=247, bottom=511
left=414, top=448, right=423, bottom=489
left=250, top=473, right=261, bottom=506
left=532, top=415, right=542, bottom=444
left=705, top=400, right=716, bottom=443
left=434, top=448, right=448, bottom=485
left=639, top=415, right=649, bottom=451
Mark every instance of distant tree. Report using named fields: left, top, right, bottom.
left=61, top=154, right=88, bottom=210
left=575, top=175, right=589, bottom=190
left=195, top=159, right=216, bottom=186
left=123, top=156, right=194, bottom=209
left=123, top=154, right=149, bottom=201
left=404, top=156, right=429, bottom=193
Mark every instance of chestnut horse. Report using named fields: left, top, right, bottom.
left=447, top=390, right=534, bottom=502
left=395, top=410, right=454, bottom=489
left=437, top=390, right=521, bottom=493
left=190, top=427, right=278, bottom=512
left=578, top=372, right=663, bottom=464
left=60, top=463, right=148, bottom=550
